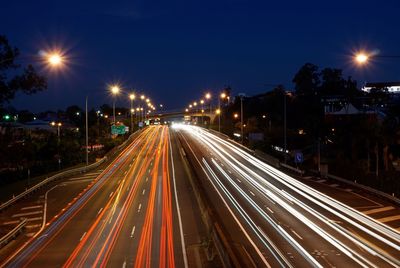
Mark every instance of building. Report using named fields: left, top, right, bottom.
left=362, top=82, right=400, bottom=94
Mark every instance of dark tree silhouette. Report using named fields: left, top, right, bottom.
left=0, top=35, right=47, bottom=104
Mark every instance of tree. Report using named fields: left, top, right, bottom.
left=0, top=35, right=47, bottom=105
left=292, top=63, right=320, bottom=96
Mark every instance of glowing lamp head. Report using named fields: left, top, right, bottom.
left=48, top=53, right=63, bottom=66
left=205, top=93, right=211, bottom=99
left=220, top=93, right=227, bottom=99
left=130, top=94, right=135, bottom=100
left=355, top=53, right=369, bottom=64
left=216, top=109, right=221, bottom=115
left=111, top=85, right=120, bottom=95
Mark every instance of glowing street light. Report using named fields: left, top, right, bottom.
left=355, top=52, right=369, bottom=65
left=129, top=93, right=135, bottom=132
left=110, top=85, right=120, bottom=124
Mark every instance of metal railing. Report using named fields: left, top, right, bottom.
left=0, top=157, right=107, bottom=212
left=0, top=218, right=27, bottom=248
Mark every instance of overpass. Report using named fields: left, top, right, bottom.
left=148, top=109, right=217, bottom=124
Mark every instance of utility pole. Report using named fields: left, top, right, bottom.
left=284, top=93, right=287, bottom=164
left=238, top=93, right=245, bottom=144
left=85, top=96, right=89, bottom=166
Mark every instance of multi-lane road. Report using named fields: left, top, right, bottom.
left=1, top=126, right=209, bottom=267
left=1, top=124, right=400, bottom=267
left=174, top=124, right=400, bottom=267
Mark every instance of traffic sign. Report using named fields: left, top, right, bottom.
left=111, top=125, right=126, bottom=135
left=294, top=151, right=304, bottom=164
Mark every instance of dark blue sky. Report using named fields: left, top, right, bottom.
left=3, top=0, right=400, bottom=112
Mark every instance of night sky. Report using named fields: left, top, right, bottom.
left=3, top=0, right=400, bottom=112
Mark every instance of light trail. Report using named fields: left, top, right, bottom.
left=175, top=124, right=400, bottom=267
left=2, top=128, right=152, bottom=268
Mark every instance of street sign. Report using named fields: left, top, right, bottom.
left=111, top=125, right=126, bottom=135
left=294, top=151, right=304, bottom=164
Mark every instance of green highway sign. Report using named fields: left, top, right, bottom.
left=111, top=125, right=126, bottom=135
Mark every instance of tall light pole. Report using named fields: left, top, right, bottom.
left=130, top=93, right=135, bottom=132
left=239, top=93, right=245, bottom=144
left=219, top=92, right=227, bottom=132
left=85, top=96, right=89, bottom=166
left=111, top=85, right=120, bottom=125
left=284, top=92, right=287, bottom=164
left=200, top=99, right=204, bottom=125
left=205, top=93, right=211, bottom=125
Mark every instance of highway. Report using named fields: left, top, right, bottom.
left=174, top=124, right=400, bottom=267
left=1, top=126, right=192, bottom=267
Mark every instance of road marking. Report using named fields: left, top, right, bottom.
left=291, top=229, right=303, bottom=240
left=122, top=260, right=127, bottom=268
left=98, top=208, right=103, bottom=215
left=329, top=184, right=339, bottom=187
left=228, top=170, right=232, bottom=174
left=146, top=177, right=148, bottom=182
left=138, top=203, right=142, bottom=212
left=2, top=220, right=19, bottom=225
left=25, top=224, right=41, bottom=229
left=363, top=206, right=394, bottom=215
left=237, top=179, right=241, bottom=183
left=12, top=211, right=42, bottom=218
left=130, top=226, right=136, bottom=237
left=377, top=214, right=400, bottom=223
left=148, top=169, right=151, bottom=173
left=80, top=232, right=87, bottom=241
left=124, top=171, right=127, bottom=175
left=249, top=191, right=255, bottom=197
left=109, top=191, right=114, bottom=198
left=21, top=205, right=42, bottom=211
left=169, top=133, right=189, bottom=268
left=317, top=179, right=326, bottom=183
left=26, top=232, right=35, bottom=237
left=266, top=206, right=274, bottom=214
left=117, top=180, right=121, bottom=185
left=142, top=189, right=146, bottom=195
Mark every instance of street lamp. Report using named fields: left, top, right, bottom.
left=130, top=93, right=135, bottom=132
left=355, top=53, right=369, bottom=65
left=218, top=92, right=227, bottom=132
left=110, top=85, right=120, bottom=125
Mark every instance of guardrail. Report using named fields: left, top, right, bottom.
left=310, top=170, right=400, bottom=206
left=0, top=218, right=27, bottom=248
left=0, top=157, right=107, bottom=213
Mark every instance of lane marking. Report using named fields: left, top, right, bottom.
left=142, top=189, right=146, bottom=195
left=266, top=206, right=274, bottom=214
left=80, top=232, right=87, bottom=241
left=363, top=206, right=394, bottom=215
left=291, top=229, right=303, bottom=240
left=329, top=184, right=339, bottom=187
left=138, top=203, right=142, bottom=212
left=317, top=179, right=326, bottom=183
left=21, top=205, right=42, bottom=211
left=12, top=211, right=42, bottom=218
left=249, top=190, right=255, bottom=197
left=2, top=220, right=19, bottom=225
left=146, top=177, right=148, bottom=182
left=98, top=208, right=103, bottom=215
left=109, top=191, right=114, bottom=198
left=130, top=225, right=136, bottom=238
left=26, top=217, right=42, bottom=222
left=25, top=224, right=41, bottom=229
left=377, top=215, right=400, bottom=223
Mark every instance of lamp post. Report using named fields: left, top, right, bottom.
left=205, top=93, right=211, bottom=125
left=239, top=94, right=245, bottom=144
left=284, top=92, right=287, bottom=164
left=110, top=85, right=120, bottom=125
left=85, top=96, right=89, bottom=166
left=200, top=99, right=204, bottom=125
left=219, top=92, right=227, bottom=132
left=130, top=93, right=135, bottom=132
